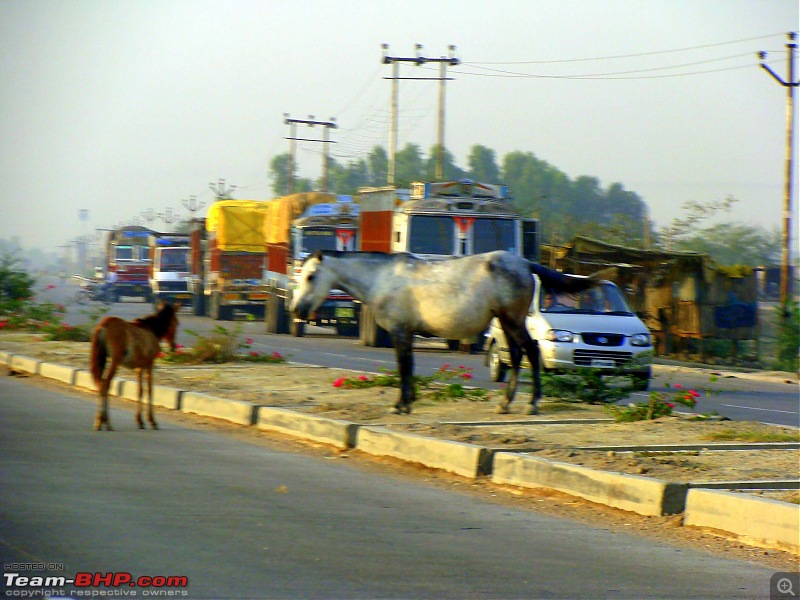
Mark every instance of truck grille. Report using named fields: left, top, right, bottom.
left=158, top=281, right=189, bottom=292
left=573, top=349, right=633, bottom=368
left=581, top=332, right=624, bottom=347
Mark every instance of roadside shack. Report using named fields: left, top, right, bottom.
left=541, top=236, right=758, bottom=358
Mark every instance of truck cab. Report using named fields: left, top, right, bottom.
left=356, top=179, right=539, bottom=347
left=149, top=234, right=191, bottom=308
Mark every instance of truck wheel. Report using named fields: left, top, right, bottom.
left=488, top=342, right=508, bottom=382
left=290, top=319, right=305, bottom=337
left=336, top=322, right=359, bottom=337
left=209, top=293, right=229, bottom=320
left=265, top=291, right=289, bottom=334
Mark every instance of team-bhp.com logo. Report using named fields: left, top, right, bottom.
left=4, top=571, right=189, bottom=597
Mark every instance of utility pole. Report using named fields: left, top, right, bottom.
left=209, top=178, right=236, bottom=201
left=382, top=43, right=459, bottom=185
left=283, top=114, right=337, bottom=193
left=759, top=32, right=798, bottom=306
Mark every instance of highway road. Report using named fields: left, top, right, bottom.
left=0, top=375, right=781, bottom=599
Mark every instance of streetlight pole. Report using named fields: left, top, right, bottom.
left=209, top=178, right=236, bottom=201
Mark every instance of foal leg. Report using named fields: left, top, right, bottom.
left=94, top=360, right=119, bottom=431
left=135, top=367, right=145, bottom=429
left=391, top=331, right=416, bottom=414
left=146, top=366, right=158, bottom=429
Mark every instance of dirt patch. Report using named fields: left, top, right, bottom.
left=2, top=334, right=798, bottom=501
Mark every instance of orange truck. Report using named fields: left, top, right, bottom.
left=356, top=179, right=540, bottom=347
left=263, top=192, right=359, bottom=336
left=189, top=200, right=270, bottom=321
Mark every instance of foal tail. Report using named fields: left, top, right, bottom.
left=90, top=322, right=109, bottom=386
left=529, top=262, right=600, bottom=294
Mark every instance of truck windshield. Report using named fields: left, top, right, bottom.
left=115, top=246, right=133, bottom=261
left=540, top=282, right=634, bottom=315
left=159, top=248, right=189, bottom=272
left=473, top=218, right=516, bottom=253
left=408, top=216, right=454, bottom=255
left=301, top=228, right=338, bottom=253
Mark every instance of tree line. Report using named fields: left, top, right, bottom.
left=269, top=142, right=780, bottom=267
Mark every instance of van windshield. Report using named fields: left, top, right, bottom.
left=540, top=282, right=634, bottom=315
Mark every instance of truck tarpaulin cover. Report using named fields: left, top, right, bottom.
left=265, top=192, right=337, bottom=244
left=206, top=200, right=270, bottom=251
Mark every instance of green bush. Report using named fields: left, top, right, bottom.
left=541, top=368, right=632, bottom=405
left=776, top=301, right=799, bottom=372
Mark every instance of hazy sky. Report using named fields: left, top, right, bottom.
left=1, top=0, right=797, bottom=253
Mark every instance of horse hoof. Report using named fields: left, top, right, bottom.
left=151, top=423, right=159, bottom=430
left=496, top=404, right=509, bottom=415
left=527, top=406, right=539, bottom=416
left=390, top=405, right=411, bottom=415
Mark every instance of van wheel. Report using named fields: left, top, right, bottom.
left=488, top=342, right=508, bottom=382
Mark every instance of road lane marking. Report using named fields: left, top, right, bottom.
left=720, top=403, right=799, bottom=415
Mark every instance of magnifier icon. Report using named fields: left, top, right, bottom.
left=778, top=578, right=796, bottom=596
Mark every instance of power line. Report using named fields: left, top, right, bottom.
left=467, top=32, right=786, bottom=65
left=457, top=61, right=758, bottom=81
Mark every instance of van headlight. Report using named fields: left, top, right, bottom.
left=630, top=333, right=652, bottom=347
left=545, top=329, right=577, bottom=343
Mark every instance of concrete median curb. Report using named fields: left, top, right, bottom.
left=9, top=353, right=799, bottom=552
left=684, top=488, right=800, bottom=551
left=119, top=380, right=183, bottom=410
left=257, top=406, right=358, bottom=450
left=181, top=391, right=258, bottom=426
left=39, top=362, right=79, bottom=386
left=356, top=426, right=494, bottom=478
left=9, top=355, right=41, bottom=375
left=492, top=452, right=688, bottom=516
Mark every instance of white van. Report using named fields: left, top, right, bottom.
left=484, top=275, right=653, bottom=390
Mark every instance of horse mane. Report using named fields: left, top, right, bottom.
left=133, top=303, right=176, bottom=340
left=308, top=250, right=419, bottom=265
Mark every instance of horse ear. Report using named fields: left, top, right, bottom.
left=314, top=250, right=324, bottom=262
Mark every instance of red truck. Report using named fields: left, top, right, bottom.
left=105, top=226, right=155, bottom=302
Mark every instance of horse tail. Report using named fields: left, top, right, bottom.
left=90, top=321, right=109, bottom=386
left=528, top=262, right=599, bottom=294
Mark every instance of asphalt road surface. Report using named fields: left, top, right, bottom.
left=0, top=375, right=782, bottom=599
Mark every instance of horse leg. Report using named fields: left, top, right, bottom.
left=95, top=360, right=119, bottom=431
left=391, top=331, right=416, bottom=414
left=146, top=366, right=158, bottom=429
left=522, top=335, right=542, bottom=415
left=497, top=339, right=523, bottom=414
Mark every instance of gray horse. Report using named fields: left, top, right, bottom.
left=291, top=251, right=599, bottom=415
